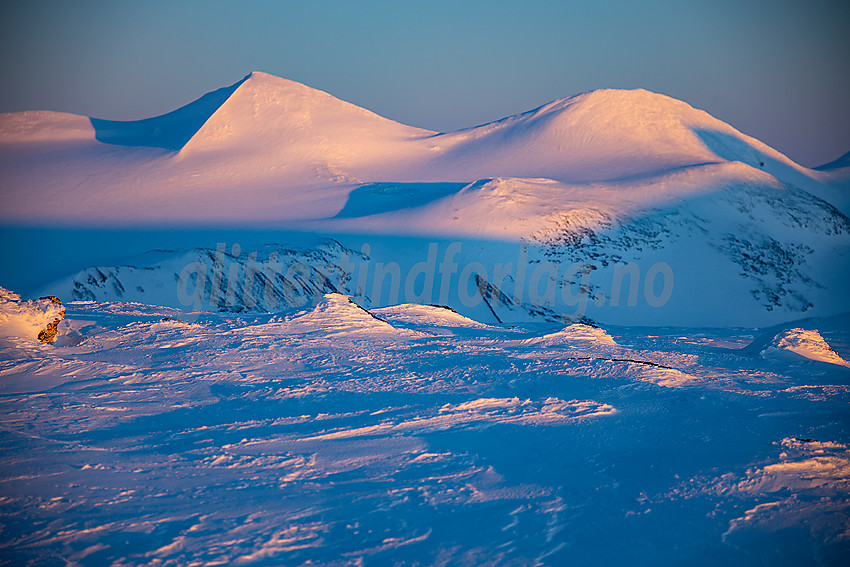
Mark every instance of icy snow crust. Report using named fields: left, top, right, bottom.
left=1, top=296, right=849, bottom=565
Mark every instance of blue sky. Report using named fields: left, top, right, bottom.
left=1, top=0, right=847, bottom=167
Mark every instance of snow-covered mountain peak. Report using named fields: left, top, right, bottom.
left=428, top=86, right=809, bottom=184
left=2, top=71, right=847, bottom=228
left=531, top=87, right=708, bottom=123
left=178, top=72, right=433, bottom=156
left=243, top=70, right=284, bottom=82
left=526, top=88, right=752, bottom=147
left=229, top=70, right=344, bottom=106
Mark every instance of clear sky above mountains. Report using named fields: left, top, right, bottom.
left=1, top=0, right=847, bottom=168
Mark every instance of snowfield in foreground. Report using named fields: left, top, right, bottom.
left=1, top=292, right=848, bottom=565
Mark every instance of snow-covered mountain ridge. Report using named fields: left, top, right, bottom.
left=2, top=71, right=847, bottom=223
left=1, top=72, right=848, bottom=326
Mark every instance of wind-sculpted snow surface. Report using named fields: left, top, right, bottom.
left=1, top=296, right=849, bottom=565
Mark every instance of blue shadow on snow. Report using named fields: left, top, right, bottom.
left=89, top=77, right=246, bottom=151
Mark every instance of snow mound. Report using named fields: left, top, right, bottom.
left=760, top=328, right=850, bottom=367
left=322, top=177, right=616, bottom=240
left=0, top=287, right=65, bottom=347
left=440, top=396, right=616, bottom=426
left=372, top=303, right=495, bottom=329
left=269, top=293, right=419, bottom=339
left=523, top=323, right=618, bottom=346
left=637, top=367, right=700, bottom=388
left=412, top=177, right=612, bottom=239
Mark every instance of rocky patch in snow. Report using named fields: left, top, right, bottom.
left=0, top=287, right=65, bottom=346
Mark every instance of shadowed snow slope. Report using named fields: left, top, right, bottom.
left=90, top=78, right=245, bottom=150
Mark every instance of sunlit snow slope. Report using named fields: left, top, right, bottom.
left=2, top=70, right=847, bottom=223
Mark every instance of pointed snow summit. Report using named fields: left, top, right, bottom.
left=179, top=72, right=432, bottom=157
left=89, top=71, right=432, bottom=161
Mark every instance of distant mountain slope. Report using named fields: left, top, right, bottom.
left=422, top=88, right=794, bottom=183
left=36, top=162, right=850, bottom=326
left=1, top=71, right=846, bottom=223
left=176, top=71, right=436, bottom=185
left=3, top=72, right=849, bottom=326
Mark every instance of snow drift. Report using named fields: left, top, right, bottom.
left=760, top=328, right=850, bottom=367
